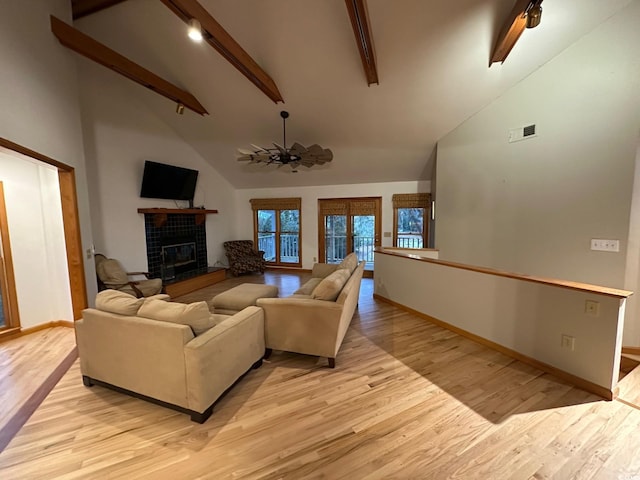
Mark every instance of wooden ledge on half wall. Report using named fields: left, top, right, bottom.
left=137, top=208, right=218, bottom=227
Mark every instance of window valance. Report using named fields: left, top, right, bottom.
left=250, top=198, right=301, bottom=211
left=392, top=193, right=431, bottom=209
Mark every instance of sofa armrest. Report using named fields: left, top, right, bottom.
left=184, top=306, right=265, bottom=413
left=311, top=263, right=339, bottom=278
left=257, top=297, right=344, bottom=357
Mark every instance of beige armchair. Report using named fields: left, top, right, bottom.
left=94, top=253, right=162, bottom=298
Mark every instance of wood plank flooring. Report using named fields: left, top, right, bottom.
left=1, top=273, right=640, bottom=478
left=0, top=327, right=76, bottom=449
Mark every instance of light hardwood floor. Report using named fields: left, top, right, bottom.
left=0, top=327, right=76, bottom=450
left=1, top=272, right=640, bottom=479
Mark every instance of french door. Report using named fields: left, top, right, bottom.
left=318, top=197, right=381, bottom=272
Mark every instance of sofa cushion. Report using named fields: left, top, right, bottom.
left=311, top=268, right=351, bottom=301
left=294, top=277, right=323, bottom=295
left=95, top=289, right=144, bottom=316
left=338, top=252, right=358, bottom=274
left=138, top=299, right=216, bottom=335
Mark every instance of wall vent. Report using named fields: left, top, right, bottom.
left=509, top=124, right=537, bottom=143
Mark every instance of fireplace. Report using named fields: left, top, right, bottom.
left=142, top=213, right=208, bottom=281
left=161, top=241, right=197, bottom=280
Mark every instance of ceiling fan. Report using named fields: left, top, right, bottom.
left=237, top=111, right=333, bottom=173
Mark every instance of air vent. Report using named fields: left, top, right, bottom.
left=523, top=124, right=536, bottom=137
left=509, top=124, right=538, bottom=143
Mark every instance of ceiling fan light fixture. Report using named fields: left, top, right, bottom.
left=236, top=111, right=333, bottom=172
left=188, top=18, right=203, bottom=42
left=525, top=2, right=542, bottom=29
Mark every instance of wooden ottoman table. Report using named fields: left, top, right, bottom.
left=212, top=283, right=279, bottom=314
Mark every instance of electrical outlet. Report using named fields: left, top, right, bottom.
left=585, top=300, right=600, bottom=316
left=591, top=239, right=620, bottom=252
left=313, top=257, right=317, bottom=262
left=561, top=334, right=575, bottom=351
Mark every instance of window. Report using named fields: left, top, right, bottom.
left=250, top=198, right=301, bottom=267
left=392, top=193, right=430, bottom=249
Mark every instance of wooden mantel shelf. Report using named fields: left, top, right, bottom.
left=138, top=208, right=218, bottom=227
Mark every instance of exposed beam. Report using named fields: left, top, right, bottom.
left=344, top=0, right=379, bottom=85
left=490, top=0, right=541, bottom=65
left=160, top=0, right=284, bottom=104
left=50, top=16, right=208, bottom=115
left=71, top=0, right=129, bottom=20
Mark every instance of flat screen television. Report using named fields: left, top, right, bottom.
left=140, top=161, right=199, bottom=207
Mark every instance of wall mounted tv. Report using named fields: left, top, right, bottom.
left=140, top=160, right=199, bottom=207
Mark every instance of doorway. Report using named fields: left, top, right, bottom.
left=0, top=138, right=87, bottom=333
left=318, top=197, right=381, bottom=274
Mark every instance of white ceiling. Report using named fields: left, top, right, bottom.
left=75, top=0, right=633, bottom=188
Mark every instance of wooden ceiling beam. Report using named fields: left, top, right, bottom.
left=50, top=16, right=208, bottom=115
left=160, top=0, right=284, bottom=104
left=344, top=0, right=379, bottom=85
left=490, top=0, right=541, bottom=65
left=71, top=0, right=129, bottom=20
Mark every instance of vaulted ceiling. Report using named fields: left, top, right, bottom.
left=72, top=0, right=633, bottom=188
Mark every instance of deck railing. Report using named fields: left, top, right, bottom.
left=397, top=236, right=423, bottom=248
left=325, top=235, right=376, bottom=263
left=258, top=233, right=299, bottom=263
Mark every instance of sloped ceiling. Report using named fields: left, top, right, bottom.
left=74, top=0, right=633, bottom=188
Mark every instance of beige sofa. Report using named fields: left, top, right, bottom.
left=76, top=291, right=265, bottom=423
left=257, top=253, right=365, bottom=367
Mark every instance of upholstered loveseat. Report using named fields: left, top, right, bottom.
left=257, top=253, right=365, bottom=367
left=75, top=290, right=265, bottom=423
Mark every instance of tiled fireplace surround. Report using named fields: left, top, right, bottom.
left=143, top=213, right=208, bottom=281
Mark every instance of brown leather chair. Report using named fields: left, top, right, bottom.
left=94, top=253, right=163, bottom=298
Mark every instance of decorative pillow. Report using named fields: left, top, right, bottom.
left=138, top=299, right=216, bottom=335
left=294, top=278, right=323, bottom=295
left=311, top=268, right=351, bottom=301
left=96, top=258, right=128, bottom=285
left=338, top=252, right=358, bottom=274
left=95, top=289, right=144, bottom=316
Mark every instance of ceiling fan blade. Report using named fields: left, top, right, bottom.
left=237, top=148, right=255, bottom=155
left=250, top=143, right=270, bottom=154
left=272, top=143, right=287, bottom=154
left=289, top=142, right=307, bottom=155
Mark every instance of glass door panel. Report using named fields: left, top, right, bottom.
left=257, top=210, right=276, bottom=262
left=280, top=209, right=300, bottom=264
left=324, top=215, right=347, bottom=264
left=352, top=215, right=375, bottom=264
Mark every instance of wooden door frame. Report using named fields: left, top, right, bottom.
left=0, top=182, right=20, bottom=334
left=0, top=137, right=88, bottom=323
left=317, top=197, right=382, bottom=270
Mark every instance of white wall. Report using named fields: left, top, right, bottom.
left=235, top=181, right=430, bottom=269
left=0, top=152, right=73, bottom=327
left=436, top=2, right=640, bottom=291
left=78, top=61, right=238, bottom=272
left=374, top=251, right=626, bottom=392
left=0, top=0, right=97, bottom=311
